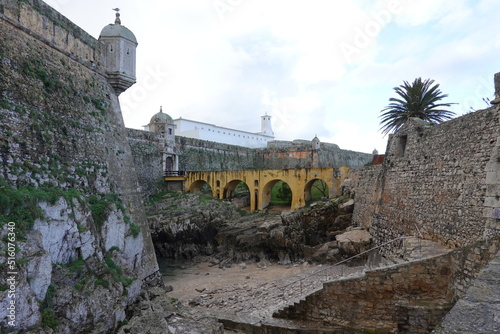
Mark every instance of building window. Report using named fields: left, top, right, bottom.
left=254, top=180, right=259, bottom=187
left=168, top=128, right=172, bottom=135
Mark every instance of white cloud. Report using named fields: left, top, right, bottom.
left=323, top=120, right=388, bottom=154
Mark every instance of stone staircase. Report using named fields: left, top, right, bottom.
left=263, top=264, right=364, bottom=318
left=216, top=237, right=453, bottom=333
left=269, top=237, right=451, bottom=317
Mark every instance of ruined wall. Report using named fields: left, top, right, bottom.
left=126, top=128, right=164, bottom=198
left=348, top=107, right=500, bottom=249
left=274, top=238, right=500, bottom=333
left=0, top=1, right=159, bottom=332
left=342, top=164, right=382, bottom=228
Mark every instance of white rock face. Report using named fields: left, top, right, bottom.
left=123, top=233, right=144, bottom=271
left=24, top=232, right=52, bottom=301
left=34, top=199, right=80, bottom=264
left=0, top=190, right=155, bottom=332
left=102, top=210, right=127, bottom=252
left=79, top=230, right=97, bottom=260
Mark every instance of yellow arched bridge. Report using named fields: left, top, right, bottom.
left=165, top=168, right=349, bottom=211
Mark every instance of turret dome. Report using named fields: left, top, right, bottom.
left=150, top=107, right=173, bottom=124
left=99, top=13, right=137, bottom=44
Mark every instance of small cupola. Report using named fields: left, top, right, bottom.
left=99, top=9, right=138, bottom=95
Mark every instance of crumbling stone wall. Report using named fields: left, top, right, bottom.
left=0, top=1, right=159, bottom=332
left=342, top=164, right=382, bottom=228
left=348, top=107, right=500, bottom=249
left=274, top=238, right=500, bottom=333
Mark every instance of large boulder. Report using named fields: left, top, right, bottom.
left=336, top=229, right=373, bottom=257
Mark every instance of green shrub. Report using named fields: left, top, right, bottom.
left=104, top=257, right=133, bottom=287
left=0, top=177, right=80, bottom=236
left=41, top=308, right=59, bottom=329
left=129, top=222, right=140, bottom=237
left=94, top=279, right=109, bottom=289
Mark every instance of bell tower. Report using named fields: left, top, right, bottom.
left=99, top=10, right=138, bottom=95
left=260, top=113, right=274, bottom=136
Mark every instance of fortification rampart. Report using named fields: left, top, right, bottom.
left=346, top=106, right=500, bottom=249
left=176, top=136, right=256, bottom=171
left=1, top=0, right=104, bottom=73
left=127, top=128, right=164, bottom=198
left=126, top=131, right=372, bottom=188
left=0, top=2, right=158, bottom=331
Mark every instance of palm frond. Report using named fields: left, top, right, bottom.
left=379, top=77, right=456, bottom=135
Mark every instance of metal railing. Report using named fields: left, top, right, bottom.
left=164, top=170, right=186, bottom=177
left=277, top=235, right=417, bottom=304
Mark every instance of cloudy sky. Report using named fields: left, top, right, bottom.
left=44, top=0, right=500, bottom=154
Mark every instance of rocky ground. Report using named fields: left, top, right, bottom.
left=116, top=259, right=366, bottom=334
left=147, top=192, right=374, bottom=266
left=162, top=260, right=364, bottom=319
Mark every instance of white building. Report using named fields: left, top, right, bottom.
left=173, top=114, right=274, bottom=148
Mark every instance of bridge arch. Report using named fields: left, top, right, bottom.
left=223, top=180, right=249, bottom=199
left=262, top=179, right=293, bottom=210
left=304, top=178, right=329, bottom=203
left=188, top=180, right=212, bottom=195
left=179, top=167, right=350, bottom=212
left=223, top=180, right=251, bottom=209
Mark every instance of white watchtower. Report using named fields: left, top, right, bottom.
left=260, top=113, right=274, bottom=136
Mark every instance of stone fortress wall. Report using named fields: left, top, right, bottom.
left=126, top=131, right=373, bottom=178
left=345, top=106, right=500, bottom=250
left=0, top=1, right=159, bottom=332
left=126, top=128, right=165, bottom=198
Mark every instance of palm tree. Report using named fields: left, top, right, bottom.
left=379, top=77, right=456, bottom=135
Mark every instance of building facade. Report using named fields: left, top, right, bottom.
left=173, top=114, right=274, bottom=148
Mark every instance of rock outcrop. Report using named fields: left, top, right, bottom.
left=148, top=194, right=373, bottom=265
left=147, top=193, right=240, bottom=259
